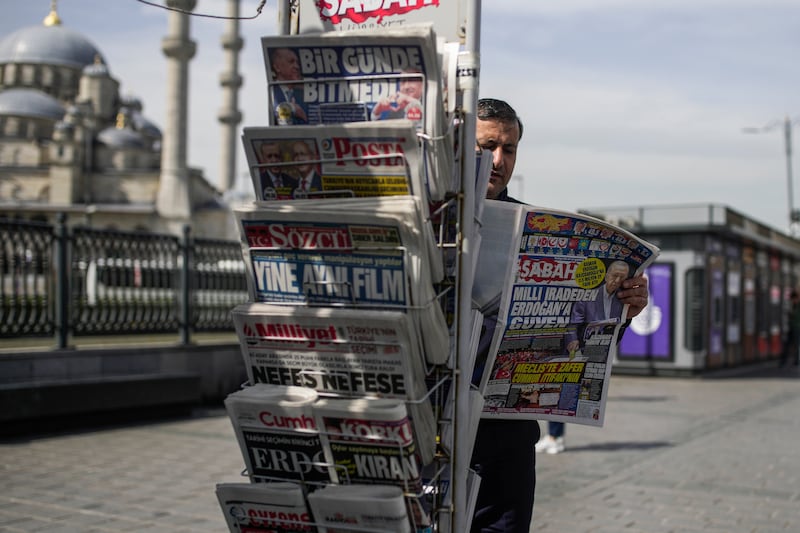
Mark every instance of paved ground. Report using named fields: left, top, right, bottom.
left=1, top=363, right=798, bottom=532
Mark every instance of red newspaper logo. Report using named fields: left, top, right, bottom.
left=518, top=257, right=577, bottom=283
left=315, top=0, right=440, bottom=25
left=331, top=137, right=406, bottom=167
left=244, top=223, right=352, bottom=249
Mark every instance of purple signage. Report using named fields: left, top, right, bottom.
left=619, top=263, right=673, bottom=360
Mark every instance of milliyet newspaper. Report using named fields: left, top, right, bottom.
left=476, top=202, right=660, bottom=426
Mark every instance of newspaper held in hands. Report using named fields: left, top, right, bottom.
left=476, top=202, right=660, bottom=426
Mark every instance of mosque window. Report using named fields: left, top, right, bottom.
left=41, top=67, right=54, bottom=88
left=3, top=63, right=17, bottom=85
left=22, top=65, right=36, bottom=86
left=4, top=117, right=20, bottom=137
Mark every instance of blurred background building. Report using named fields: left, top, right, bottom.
left=0, top=1, right=241, bottom=239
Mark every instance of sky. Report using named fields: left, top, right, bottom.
left=3, top=0, right=800, bottom=233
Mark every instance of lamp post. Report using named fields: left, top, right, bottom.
left=743, top=115, right=800, bottom=236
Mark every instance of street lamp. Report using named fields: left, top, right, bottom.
left=743, top=115, right=800, bottom=236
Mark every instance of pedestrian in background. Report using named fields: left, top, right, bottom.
left=779, top=289, right=800, bottom=367
left=535, top=421, right=566, bottom=455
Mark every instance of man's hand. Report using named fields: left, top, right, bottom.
left=617, top=274, right=649, bottom=320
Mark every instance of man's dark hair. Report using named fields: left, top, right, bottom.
left=477, top=98, right=524, bottom=140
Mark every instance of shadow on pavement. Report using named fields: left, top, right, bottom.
left=559, top=440, right=673, bottom=453
left=608, top=395, right=674, bottom=402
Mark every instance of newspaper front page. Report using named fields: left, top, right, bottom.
left=314, top=397, right=427, bottom=489
left=215, top=482, right=312, bottom=533
left=224, top=384, right=334, bottom=484
left=242, top=120, right=425, bottom=202
left=260, top=25, right=452, bottom=200
left=231, top=303, right=437, bottom=462
left=235, top=198, right=449, bottom=365
left=296, top=0, right=467, bottom=43
left=307, top=484, right=414, bottom=533
left=477, top=202, right=660, bottom=426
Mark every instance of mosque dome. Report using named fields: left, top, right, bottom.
left=0, top=88, right=65, bottom=120
left=0, top=24, right=106, bottom=69
left=97, top=126, right=147, bottom=149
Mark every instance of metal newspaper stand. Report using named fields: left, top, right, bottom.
left=226, top=2, right=482, bottom=531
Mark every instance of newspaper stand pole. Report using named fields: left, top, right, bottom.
left=453, top=1, right=481, bottom=529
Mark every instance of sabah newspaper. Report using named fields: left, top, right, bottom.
left=475, top=202, right=660, bottom=426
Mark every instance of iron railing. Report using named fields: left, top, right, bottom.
left=0, top=216, right=247, bottom=346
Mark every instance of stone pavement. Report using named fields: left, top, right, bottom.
left=1, top=364, right=798, bottom=532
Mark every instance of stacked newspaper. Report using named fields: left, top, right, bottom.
left=307, top=484, right=413, bottom=533
left=215, top=482, right=312, bottom=533
left=314, top=397, right=430, bottom=489
left=231, top=303, right=437, bottom=463
left=241, top=120, right=426, bottom=202
left=475, top=202, right=661, bottom=426
left=260, top=24, right=453, bottom=200
left=219, top=15, right=470, bottom=533
left=234, top=197, right=448, bottom=365
left=224, top=384, right=334, bottom=484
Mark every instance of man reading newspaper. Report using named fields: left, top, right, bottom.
left=469, top=98, right=650, bottom=533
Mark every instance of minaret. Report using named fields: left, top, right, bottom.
left=156, top=0, right=197, bottom=223
left=218, top=0, right=243, bottom=193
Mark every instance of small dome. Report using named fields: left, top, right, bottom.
left=120, top=95, right=143, bottom=112
left=131, top=113, right=162, bottom=139
left=54, top=119, right=74, bottom=130
left=0, top=25, right=106, bottom=69
left=82, top=56, right=110, bottom=77
left=97, top=126, right=146, bottom=149
left=0, top=88, right=65, bottom=120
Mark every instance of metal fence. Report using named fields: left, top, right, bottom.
left=0, top=216, right=248, bottom=346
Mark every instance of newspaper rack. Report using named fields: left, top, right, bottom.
left=218, top=2, right=483, bottom=531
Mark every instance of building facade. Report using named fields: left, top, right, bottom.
left=0, top=3, right=236, bottom=239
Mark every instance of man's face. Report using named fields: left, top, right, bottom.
left=399, top=78, right=423, bottom=100
left=293, top=142, right=313, bottom=174
left=476, top=118, right=520, bottom=199
left=260, top=143, right=283, bottom=173
left=604, top=265, right=629, bottom=294
left=272, top=49, right=301, bottom=82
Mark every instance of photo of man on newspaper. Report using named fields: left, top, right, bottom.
left=565, top=259, right=632, bottom=356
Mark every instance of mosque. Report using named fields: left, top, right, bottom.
left=0, top=0, right=244, bottom=239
